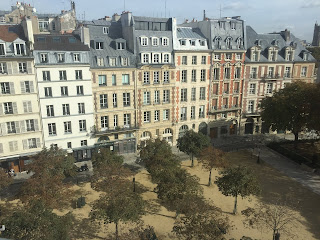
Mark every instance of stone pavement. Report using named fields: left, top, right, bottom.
left=254, top=146, right=320, bottom=196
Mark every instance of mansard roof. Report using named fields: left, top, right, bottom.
left=0, top=24, right=26, bottom=42
left=176, top=27, right=206, bottom=40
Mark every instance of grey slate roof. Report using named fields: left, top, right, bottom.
left=177, top=27, right=206, bottom=39
left=33, top=34, right=89, bottom=51
left=133, top=16, right=169, bottom=23
left=245, top=26, right=315, bottom=62
left=85, top=20, right=135, bottom=68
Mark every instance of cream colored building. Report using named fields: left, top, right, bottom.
left=0, top=25, right=43, bottom=171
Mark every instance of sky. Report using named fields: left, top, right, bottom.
left=1, top=0, right=319, bottom=42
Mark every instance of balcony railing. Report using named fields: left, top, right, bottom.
left=93, top=125, right=139, bottom=135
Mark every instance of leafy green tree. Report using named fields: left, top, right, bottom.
left=2, top=200, right=73, bottom=240
left=0, top=168, right=13, bottom=193
left=173, top=207, right=229, bottom=240
left=177, top=130, right=210, bottom=167
left=308, top=83, right=320, bottom=134
left=91, top=148, right=132, bottom=192
left=90, top=180, right=147, bottom=240
left=19, top=145, right=76, bottom=208
left=198, top=146, right=228, bottom=186
left=155, top=168, right=203, bottom=211
left=139, top=139, right=180, bottom=182
left=215, top=166, right=261, bottom=214
left=260, top=82, right=316, bottom=147
left=307, top=47, right=320, bottom=68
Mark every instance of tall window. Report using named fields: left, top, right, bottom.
left=152, top=37, right=159, bottom=46
left=64, top=121, right=72, bottom=134
left=162, top=38, right=169, bottom=46
left=59, top=70, right=67, bottom=80
left=181, top=89, right=187, bottom=102
left=75, top=70, right=82, bottom=80
left=100, top=94, right=108, bottom=108
left=249, top=83, right=256, bottom=94
left=163, top=109, right=169, bottom=120
left=248, top=100, right=254, bottom=113
left=101, top=116, right=108, bottom=129
left=213, top=68, right=220, bottom=80
left=46, top=105, right=54, bottom=117
left=191, top=70, right=196, bottom=82
left=78, top=103, right=85, bottom=114
left=163, top=71, right=169, bottom=83
left=199, top=105, right=205, bottom=118
left=201, top=56, right=206, bottom=64
left=192, top=56, right=197, bottom=65
left=73, top=53, right=80, bottom=62
left=191, top=106, right=195, bottom=119
left=61, top=86, right=68, bottom=96
left=143, top=72, right=150, bottom=84
left=154, top=90, right=160, bottom=104
left=18, top=62, right=26, bottom=73
left=57, top=53, right=65, bottom=62
left=301, top=67, right=307, bottom=77
left=123, top=93, right=130, bottom=107
left=0, top=44, right=5, bottom=55
left=142, top=53, right=149, bottom=63
left=224, top=67, right=230, bottom=79
left=180, top=107, right=187, bottom=120
left=226, top=37, right=232, bottom=49
left=44, top=87, right=52, bottom=97
left=141, top=37, right=148, bottom=46
left=4, top=102, right=13, bottom=114
left=154, top=71, right=159, bottom=84
left=122, top=74, right=129, bottom=85
left=154, top=110, right=159, bottom=122
left=124, top=114, right=131, bottom=126
left=112, top=93, right=117, bottom=108
left=143, top=92, right=150, bottom=105
left=62, top=104, right=70, bottom=115
left=266, top=83, right=273, bottom=94
left=200, top=69, right=206, bottom=81
left=7, top=122, right=16, bottom=134
left=191, top=88, right=196, bottom=101
left=79, top=120, right=87, bottom=132
left=268, top=67, right=274, bottom=78
left=48, top=123, right=56, bottom=135
left=112, top=74, right=117, bottom=85
left=40, top=53, right=48, bottom=63
left=163, top=90, right=170, bottom=103
left=77, top=85, right=84, bottom=95
left=99, top=75, right=107, bottom=86
left=200, top=87, right=206, bottom=100
left=26, top=120, right=35, bottom=131
left=250, top=67, right=257, bottom=79
left=42, top=71, right=50, bottom=81
left=15, top=43, right=25, bottom=55
left=163, top=54, right=169, bottom=63
left=153, top=53, right=160, bottom=63
left=284, top=67, right=291, bottom=78
left=113, top=115, right=118, bottom=127
left=182, top=56, right=187, bottom=65
left=181, top=70, right=187, bottom=82
left=0, top=62, right=7, bottom=74
left=235, top=67, right=241, bottom=79
left=144, top=111, right=150, bottom=122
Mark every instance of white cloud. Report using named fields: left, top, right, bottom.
left=222, top=2, right=249, bottom=11
left=301, top=0, right=320, bottom=8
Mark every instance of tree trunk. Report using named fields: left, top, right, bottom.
left=294, top=132, right=299, bottom=149
left=191, top=153, right=194, bottom=167
left=208, top=169, right=212, bottom=186
left=115, top=221, right=119, bottom=240
left=273, top=229, right=276, bottom=240
left=233, top=195, right=238, bottom=215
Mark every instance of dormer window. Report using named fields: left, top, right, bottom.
left=225, top=53, right=232, bottom=60
left=303, top=52, right=308, bottom=61
left=152, top=37, right=159, bottom=46
left=190, top=40, right=196, bottom=46
left=285, top=47, right=294, bottom=61
left=96, top=42, right=104, bottom=50
left=215, top=37, right=222, bottom=49
left=0, top=43, right=6, bottom=56
left=15, top=43, right=25, bottom=55
left=40, top=53, right=48, bottom=63
left=141, top=53, right=150, bottom=64
left=109, top=57, right=116, bottom=66
left=117, top=42, right=125, bottom=50
left=252, top=51, right=257, bottom=61
left=121, top=57, right=128, bottom=66
left=103, top=27, right=109, bottom=34
left=236, top=38, right=242, bottom=49
left=219, top=21, right=226, bottom=29
left=250, top=47, right=260, bottom=61
left=236, top=54, right=241, bottom=60
left=163, top=53, right=170, bottom=63
left=180, top=39, right=186, bottom=46
left=73, top=53, right=80, bottom=62
left=214, top=54, right=221, bottom=60
left=200, top=40, right=206, bottom=46
left=231, top=22, right=236, bottom=30
left=153, top=53, right=160, bottom=63
left=57, top=53, right=65, bottom=63
left=97, top=57, right=104, bottom=66
left=162, top=37, right=169, bottom=46
left=141, top=37, right=148, bottom=46
left=226, top=37, right=232, bottom=49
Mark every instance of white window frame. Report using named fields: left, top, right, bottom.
left=152, top=37, right=159, bottom=46
left=153, top=53, right=160, bottom=63
left=163, top=109, right=169, bottom=121
left=163, top=71, right=169, bottom=83
left=266, top=83, right=273, bottom=94
left=162, top=53, right=170, bottom=63
left=79, top=120, right=87, bottom=132
left=144, top=111, right=150, bottom=122
left=162, top=37, right=169, bottom=46
left=103, top=27, right=109, bottom=34
left=100, top=94, right=108, bottom=108
left=73, top=53, right=80, bottom=62
left=141, top=37, right=148, bottom=46
left=301, top=67, right=307, bottom=77
left=141, top=53, right=150, bottom=64
left=40, top=53, right=48, bottom=63
left=143, top=71, right=150, bottom=84
left=154, top=110, right=159, bottom=122
left=153, top=71, right=159, bottom=84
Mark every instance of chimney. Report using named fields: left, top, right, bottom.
left=71, top=1, right=75, bottom=11
left=283, top=29, right=290, bottom=42
left=80, top=26, right=90, bottom=46
left=203, top=10, right=206, bottom=21
left=112, top=13, right=121, bottom=22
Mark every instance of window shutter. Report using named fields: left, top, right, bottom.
left=29, top=81, right=34, bottom=93
left=1, top=123, right=7, bottom=135
left=20, top=121, right=25, bottom=133
left=12, top=102, right=18, bottom=114
left=27, top=61, right=33, bottom=74
left=0, top=104, right=3, bottom=115
left=36, top=138, right=41, bottom=148
left=34, top=119, right=39, bottom=131
left=6, top=62, right=13, bottom=74
left=92, top=72, right=96, bottom=83
left=0, top=143, right=3, bottom=153
left=22, top=139, right=28, bottom=150
left=12, top=62, right=18, bottom=74
left=14, top=141, right=18, bottom=151
left=15, top=121, right=20, bottom=133
left=9, top=141, right=14, bottom=152
left=23, top=101, right=28, bottom=113
left=9, top=82, right=15, bottom=94
left=20, top=81, right=26, bottom=93
left=28, top=101, right=32, bottom=113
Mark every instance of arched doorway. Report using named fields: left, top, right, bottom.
left=163, top=128, right=173, bottom=145
left=97, top=136, right=110, bottom=142
left=140, top=131, right=152, bottom=147
left=198, top=122, right=208, bottom=135
left=179, top=125, right=189, bottom=138
left=245, top=118, right=254, bottom=134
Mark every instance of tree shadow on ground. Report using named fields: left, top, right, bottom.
left=227, top=150, right=320, bottom=240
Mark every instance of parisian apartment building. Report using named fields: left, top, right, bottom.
left=0, top=3, right=316, bottom=170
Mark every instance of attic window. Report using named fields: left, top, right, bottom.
left=103, top=27, right=109, bottom=34
left=117, top=42, right=125, bottom=50
left=68, top=37, right=76, bottom=43
left=180, top=39, right=186, bottom=46
left=189, top=40, right=196, bottom=46
left=303, top=52, right=308, bottom=61
left=200, top=40, right=206, bottom=46
left=96, top=42, right=104, bottom=50
left=231, top=22, right=236, bottom=30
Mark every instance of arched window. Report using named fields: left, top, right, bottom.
left=236, top=37, right=242, bottom=49
left=226, top=37, right=232, bottom=49
left=215, top=37, right=222, bottom=49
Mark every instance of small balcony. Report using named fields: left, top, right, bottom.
left=93, top=125, right=139, bottom=136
